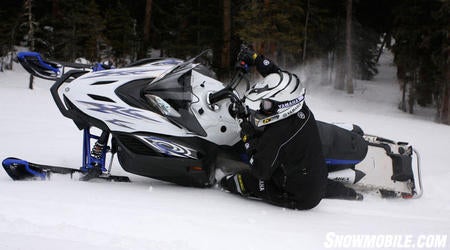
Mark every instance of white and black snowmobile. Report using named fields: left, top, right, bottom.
left=2, top=50, right=423, bottom=199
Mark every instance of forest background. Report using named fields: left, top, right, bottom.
left=0, top=0, right=448, bottom=124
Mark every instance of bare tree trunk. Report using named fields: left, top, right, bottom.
left=319, top=57, right=329, bottom=85
left=408, top=71, right=417, bottom=114
left=221, top=0, right=231, bottom=71
left=375, top=33, right=387, bottom=64
left=7, top=9, right=20, bottom=71
left=345, top=0, right=353, bottom=94
left=334, top=51, right=345, bottom=90
left=440, top=63, right=450, bottom=124
left=7, top=51, right=13, bottom=70
left=327, top=51, right=334, bottom=84
left=141, top=0, right=153, bottom=58
left=440, top=85, right=450, bottom=124
left=52, top=0, right=61, bottom=18
left=25, top=0, right=35, bottom=89
left=302, top=0, right=310, bottom=63
left=400, top=80, right=407, bottom=112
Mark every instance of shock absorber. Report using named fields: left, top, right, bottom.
left=91, top=132, right=109, bottom=160
left=80, top=129, right=110, bottom=181
left=91, top=130, right=109, bottom=165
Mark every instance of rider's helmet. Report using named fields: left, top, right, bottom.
left=244, top=71, right=305, bottom=127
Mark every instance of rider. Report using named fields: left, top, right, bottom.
left=219, top=45, right=360, bottom=209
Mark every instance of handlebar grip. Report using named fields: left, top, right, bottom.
left=208, top=88, right=232, bottom=104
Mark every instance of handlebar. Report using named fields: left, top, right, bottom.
left=208, top=88, right=241, bottom=105
left=207, top=89, right=248, bottom=119
left=206, top=63, right=251, bottom=119
left=207, top=85, right=250, bottom=121
left=208, top=69, right=247, bottom=105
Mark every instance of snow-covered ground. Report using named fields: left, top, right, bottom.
left=0, top=52, right=449, bottom=250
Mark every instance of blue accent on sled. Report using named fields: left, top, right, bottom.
left=325, top=158, right=361, bottom=165
left=92, top=63, right=112, bottom=72
left=239, top=154, right=362, bottom=166
left=2, top=158, right=47, bottom=180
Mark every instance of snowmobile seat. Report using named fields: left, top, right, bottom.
left=317, top=121, right=369, bottom=166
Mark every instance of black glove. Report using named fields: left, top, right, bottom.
left=235, top=60, right=250, bottom=73
left=240, top=120, right=259, bottom=157
left=240, top=120, right=256, bottom=141
left=229, top=102, right=249, bottom=119
left=237, top=45, right=257, bottom=66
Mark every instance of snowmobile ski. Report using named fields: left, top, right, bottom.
left=2, top=157, right=130, bottom=182
left=16, top=51, right=114, bottom=81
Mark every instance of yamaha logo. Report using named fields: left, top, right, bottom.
left=297, top=111, right=306, bottom=119
left=263, top=59, right=270, bottom=66
left=277, top=96, right=304, bottom=109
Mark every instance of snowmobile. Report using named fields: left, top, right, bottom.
left=2, top=50, right=423, bottom=199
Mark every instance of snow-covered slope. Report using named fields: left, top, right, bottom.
left=0, top=53, right=448, bottom=250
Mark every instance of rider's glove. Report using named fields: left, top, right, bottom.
left=237, top=45, right=258, bottom=66
left=235, top=61, right=250, bottom=73
left=229, top=102, right=250, bottom=120
left=240, top=120, right=259, bottom=157
left=240, top=120, right=256, bottom=141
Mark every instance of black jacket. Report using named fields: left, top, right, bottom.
left=246, top=55, right=328, bottom=208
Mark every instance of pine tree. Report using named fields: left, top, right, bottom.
left=24, top=0, right=36, bottom=89
left=43, top=0, right=104, bottom=62
left=155, top=0, right=222, bottom=62
left=140, top=0, right=153, bottom=58
left=345, top=0, right=353, bottom=94
left=432, top=1, right=450, bottom=124
left=0, top=2, right=22, bottom=71
left=52, top=0, right=87, bottom=60
left=305, top=0, right=344, bottom=85
left=235, top=1, right=305, bottom=66
left=104, top=1, right=136, bottom=64
left=352, top=22, right=380, bottom=81
left=84, top=0, right=106, bottom=62
left=391, top=0, right=446, bottom=117
left=221, top=0, right=231, bottom=70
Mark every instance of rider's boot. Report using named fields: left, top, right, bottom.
left=325, top=179, right=364, bottom=200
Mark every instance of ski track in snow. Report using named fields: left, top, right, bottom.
left=0, top=53, right=449, bottom=250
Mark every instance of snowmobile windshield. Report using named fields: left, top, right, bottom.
left=142, top=50, right=214, bottom=136
left=149, top=50, right=213, bottom=84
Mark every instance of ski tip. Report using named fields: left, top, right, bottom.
left=3, top=157, right=27, bottom=166
left=2, top=157, right=46, bottom=181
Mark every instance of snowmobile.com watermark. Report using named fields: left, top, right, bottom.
left=324, top=232, right=448, bottom=249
